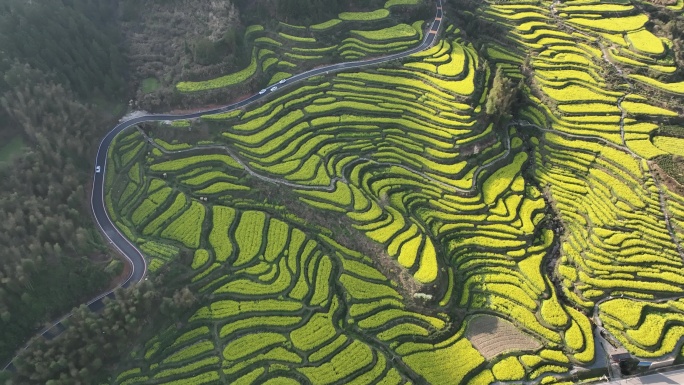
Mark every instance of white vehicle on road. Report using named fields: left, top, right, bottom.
left=270, top=86, right=278, bottom=92
left=278, top=78, right=288, bottom=85
left=259, top=89, right=266, bottom=95
left=95, top=166, right=101, bottom=173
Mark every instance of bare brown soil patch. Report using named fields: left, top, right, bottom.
left=651, top=161, right=684, bottom=196
left=465, top=314, right=543, bottom=360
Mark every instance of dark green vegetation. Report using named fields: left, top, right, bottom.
left=9, top=280, right=209, bottom=384
left=653, top=126, right=684, bottom=186
left=0, top=0, right=129, bottom=368
left=0, top=0, right=433, bottom=383
left=485, top=67, right=521, bottom=122
left=102, top=0, right=684, bottom=383
left=101, top=24, right=600, bottom=384
left=0, top=78, right=121, bottom=370
left=11, top=283, right=160, bottom=384
left=239, top=0, right=388, bottom=24
left=0, top=0, right=126, bottom=100
left=0, top=137, right=24, bottom=166
left=452, top=0, right=684, bottom=368
left=141, top=78, right=162, bottom=94
left=121, top=0, right=431, bottom=111
left=4, top=0, right=684, bottom=384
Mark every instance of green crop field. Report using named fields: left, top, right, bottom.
left=102, top=0, right=684, bottom=383
left=174, top=2, right=427, bottom=94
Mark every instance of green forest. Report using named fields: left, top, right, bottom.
left=0, top=0, right=127, bottom=370
left=0, top=0, right=431, bottom=383
left=3, top=0, right=684, bottom=383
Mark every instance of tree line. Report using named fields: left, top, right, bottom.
left=0, top=66, right=131, bottom=370
left=7, top=279, right=198, bottom=384
left=0, top=0, right=128, bottom=370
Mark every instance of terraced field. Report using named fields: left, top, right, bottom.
left=176, top=0, right=428, bottom=93
left=103, top=0, right=684, bottom=383
left=477, top=0, right=684, bottom=361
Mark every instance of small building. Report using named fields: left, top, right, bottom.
left=611, top=353, right=631, bottom=362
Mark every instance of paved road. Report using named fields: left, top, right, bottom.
left=604, top=368, right=684, bottom=384
left=3, top=0, right=444, bottom=371
left=91, top=0, right=442, bottom=288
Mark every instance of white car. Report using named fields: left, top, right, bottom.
left=259, top=89, right=266, bottom=95
left=278, top=79, right=288, bottom=85
left=270, top=86, right=278, bottom=92
left=95, top=166, right=101, bottom=173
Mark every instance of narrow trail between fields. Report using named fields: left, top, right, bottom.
left=7, top=1, right=682, bottom=382
left=2, top=0, right=446, bottom=372
left=138, top=124, right=513, bottom=197
left=550, top=0, right=684, bottom=263
left=536, top=0, right=684, bottom=379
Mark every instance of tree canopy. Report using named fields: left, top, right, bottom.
left=0, top=0, right=127, bottom=368
left=485, top=65, right=519, bottom=122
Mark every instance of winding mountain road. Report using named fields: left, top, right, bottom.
left=5, top=2, right=683, bottom=384
left=91, top=0, right=442, bottom=292
left=2, top=0, right=444, bottom=371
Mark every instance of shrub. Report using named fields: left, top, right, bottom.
left=143, top=193, right=186, bottom=236
left=340, top=274, right=403, bottom=300
left=483, top=152, right=528, bottom=205
left=131, top=187, right=173, bottom=225
left=540, top=297, right=569, bottom=327
left=153, top=356, right=219, bottom=379
left=290, top=312, right=337, bottom=351
left=630, top=74, right=684, bottom=95
left=150, top=154, right=242, bottom=172
left=156, top=371, right=220, bottom=385
left=385, top=0, right=421, bottom=7
left=310, top=256, right=332, bottom=305
left=196, top=182, right=250, bottom=195
left=162, top=340, right=214, bottom=364
left=140, top=241, right=180, bottom=260
left=402, top=339, right=485, bottom=384
left=278, top=32, right=316, bottom=43
left=201, top=110, right=242, bottom=121
left=297, top=341, right=373, bottom=384
left=220, top=316, right=301, bottom=338
left=310, top=19, right=342, bottom=31
left=215, top=259, right=291, bottom=295
left=625, top=29, right=665, bottom=56
left=414, top=238, right=438, bottom=283
left=567, top=14, right=647, bottom=32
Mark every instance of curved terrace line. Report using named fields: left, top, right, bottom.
left=9, top=0, right=679, bottom=378
left=2, top=0, right=444, bottom=371
left=140, top=122, right=513, bottom=197
left=548, top=0, right=684, bottom=262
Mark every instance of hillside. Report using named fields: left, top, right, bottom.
left=4, top=0, right=684, bottom=384
left=0, top=0, right=127, bottom=369
left=121, top=0, right=430, bottom=111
